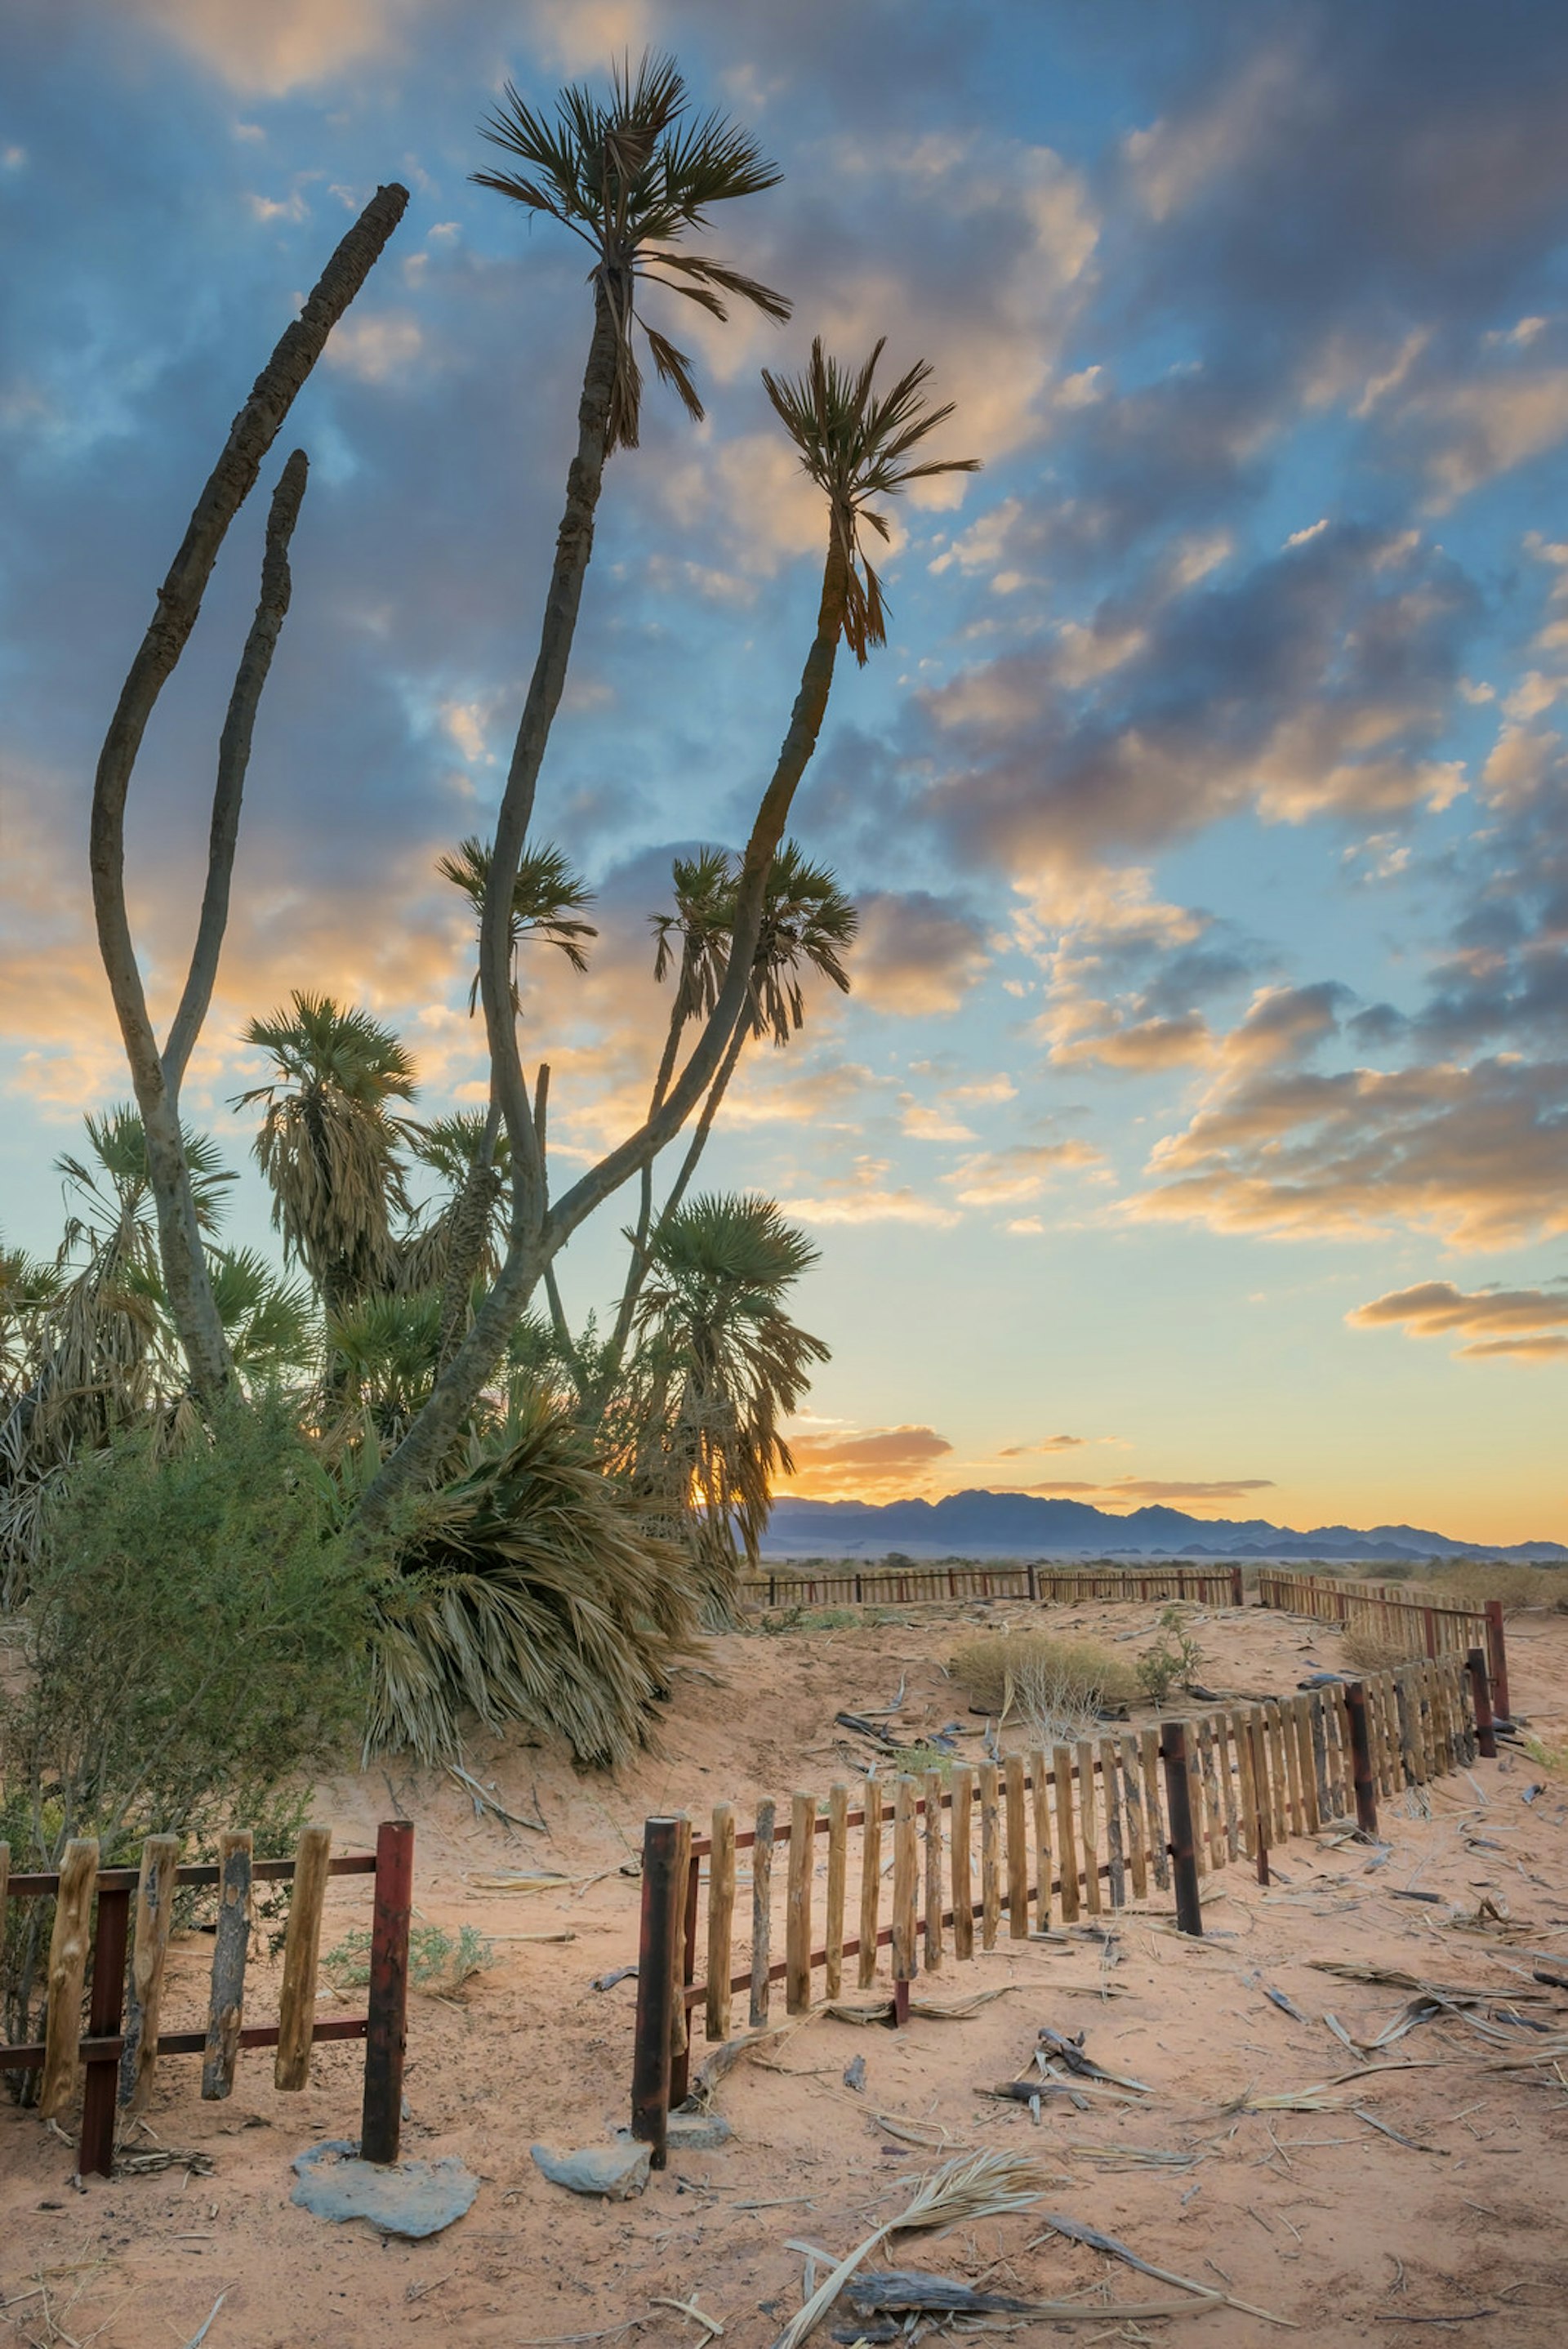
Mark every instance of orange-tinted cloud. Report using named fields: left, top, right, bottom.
left=996, top=1434, right=1089, bottom=1457
left=852, top=891, right=990, bottom=1016
left=1349, top=1279, right=1568, bottom=1361
left=1023, top=1475, right=1276, bottom=1511
left=779, top=1423, right=954, bottom=1499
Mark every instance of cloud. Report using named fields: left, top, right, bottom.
left=944, top=1139, right=1106, bottom=1206
left=127, top=0, right=418, bottom=94
left=778, top=1421, right=955, bottom=1499
left=996, top=1435, right=1090, bottom=1457
left=1349, top=1279, right=1568, bottom=1362
left=1022, top=1475, right=1276, bottom=1512
left=852, top=891, right=990, bottom=1016
left=779, top=1157, right=960, bottom=1228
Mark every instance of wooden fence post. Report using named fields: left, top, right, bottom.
left=670, top=1830, right=699, bottom=2107
left=78, top=1883, right=130, bottom=2179
left=630, top=1817, right=684, bottom=2168
left=1484, top=1600, right=1511, bottom=1722
left=1160, top=1725, right=1203, bottom=1937
left=360, top=1820, right=413, bottom=2165
left=274, top=1825, right=332, bottom=2092
left=39, top=1839, right=98, bottom=2124
left=1344, top=1682, right=1379, bottom=1838
left=202, top=1830, right=253, bottom=2101
left=121, top=1834, right=179, bottom=2121
left=786, top=1793, right=814, bottom=2016
left=1466, top=1647, right=1498, bottom=1759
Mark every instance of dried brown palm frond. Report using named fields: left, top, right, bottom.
left=365, top=1382, right=702, bottom=1768
left=769, top=2146, right=1064, bottom=2349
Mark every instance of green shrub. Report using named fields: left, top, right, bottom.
left=323, top=1920, right=496, bottom=1995
left=1, top=1398, right=376, bottom=2049
left=1431, top=1561, right=1566, bottom=1611
left=1135, top=1608, right=1205, bottom=1708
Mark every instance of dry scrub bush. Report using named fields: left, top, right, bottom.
left=1431, top=1561, right=1568, bottom=1611
left=950, top=1631, right=1137, bottom=1741
left=1342, top=1624, right=1412, bottom=1672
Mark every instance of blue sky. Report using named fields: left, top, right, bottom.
left=2, top=0, right=1567, bottom=1540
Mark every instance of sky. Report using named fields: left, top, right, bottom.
left=2, top=0, right=1566, bottom=1544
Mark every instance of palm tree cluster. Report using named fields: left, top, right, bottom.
left=51, top=47, right=976, bottom=1776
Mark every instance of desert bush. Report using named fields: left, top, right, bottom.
left=1, top=1396, right=374, bottom=2051
left=1342, top=1625, right=1412, bottom=1672
left=1134, top=1605, right=1205, bottom=1708
left=950, top=1631, right=1137, bottom=1741
left=1431, top=1561, right=1566, bottom=1611
left=323, top=1919, right=495, bottom=1995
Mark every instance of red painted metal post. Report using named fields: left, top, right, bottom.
left=360, top=1820, right=414, bottom=2164
left=1344, top=1682, right=1379, bottom=1839
left=78, top=1885, right=130, bottom=2178
left=1466, top=1647, right=1498, bottom=1760
left=630, top=1818, right=684, bottom=2168
left=1160, top=1724, right=1204, bottom=1937
left=1485, top=1600, right=1511, bottom=1722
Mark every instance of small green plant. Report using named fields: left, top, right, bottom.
left=1520, top=1733, right=1568, bottom=1779
left=758, top=1603, right=862, bottom=1634
left=1136, top=1609, right=1205, bottom=1708
left=323, top=1921, right=497, bottom=1995
left=889, top=1741, right=957, bottom=1780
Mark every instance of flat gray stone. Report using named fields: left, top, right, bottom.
left=290, top=2139, right=480, bottom=2238
left=665, top=2111, right=733, bottom=2150
left=531, top=2139, right=652, bottom=2199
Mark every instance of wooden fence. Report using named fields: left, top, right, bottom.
left=629, top=1649, right=1494, bottom=2163
left=1256, top=1568, right=1509, bottom=1718
left=744, top=1562, right=1245, bottom=1610
left=0, top=1820, right=412, bottom=2179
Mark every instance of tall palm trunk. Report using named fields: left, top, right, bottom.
left=354, top=528, right=851, bottom=1537
left=476, top=278, right=624, bottom=1225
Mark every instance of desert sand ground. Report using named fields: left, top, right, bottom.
left=3, top=1593, right=1567, bottom=2349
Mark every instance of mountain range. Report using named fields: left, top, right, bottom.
left=764, top=1489, right=1567, bottom=1565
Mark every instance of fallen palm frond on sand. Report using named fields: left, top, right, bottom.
left=765, top=2150, right=1293, bottom=2349
left=822, top=1983, right=1018, bottom=2025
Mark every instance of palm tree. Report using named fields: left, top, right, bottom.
left=238, top=993, right=416, bottom=1316
left=356, top=336, right=975, bottom=1529
left=587, top=843, right=858, bottom=1414
left=438, top=836, right=597, bottom=1011
left=466, top=54, right=789, bottom=1276
left=617, top=1192, right=828, bottom=1608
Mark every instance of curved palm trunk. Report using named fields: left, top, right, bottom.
left=475, top=276, right=624, bottom=1234
left=435, top=1101, right=503, bottom=1369
left=354, top=528, right=850, bottom=1536
left=89, top=187, right=407, bottom=1404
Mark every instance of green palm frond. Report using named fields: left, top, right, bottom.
left=236, top=993, right=416, bottom=1313
left=366, top=1381, right=702, bottom=1767
left=207, top=1247, right=319, bottom=1376
left=762, top=337, right=981, bottom=662
left=475, top=51, right=789, bottom=450
left=617, top=1192, right=827, bottom=1603
left=439, top=836, right=597, bottom=1009
left=650, top=840, right=858, bottom=1043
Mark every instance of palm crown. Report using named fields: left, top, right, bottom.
left=651, top=840, right=858, bottom=1043
left=475, top=51, right=791, bottom=451
left=763, top=337, right=981, bottom=663
left=439, top=836, right=597, bottom=1010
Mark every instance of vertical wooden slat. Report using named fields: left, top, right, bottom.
left=857, top=1783, right=882, bottom=1990
left=1265, top=1703, right=1290, bottom=1841
left=1200, top=1719, right=1223, bottom=1870
left=1029, top=1750, right=1054, bottom=1927
left=275, top=1825, right=332, bottom=2091
left=1392, top=1673, right=1418, bottom=1788
left=1099, top=1739, right=1126, bottom=1906
left=1076, top=1741, right=1102, bottom=1915
left=1279, top=1701, right=1304, bottom=1839
left=749, top=1799, right=776, bottom=2026
left=202, top=1830, right=252, bottom=2100
left=979, top=1763, right=1002, bottom=1947
left=1184, top=1727, right=1207, bottom=1877
left=891, top=1778, right=919, bottom=1982
left=120, top=1833, right=179, bottom=2118
left=1052, top=1747, right=1080, bottom=1919
left=922, top=1772, right=944, bottom=1972
left=950, top=1767, right=974, bottom=1959
left=670, top=1817, right=695, bottom=2097
left=630, top=1817, right=684, bottom=2168
left=0, top=1843, right=9, bottom=1972
left=706, top=1804, right=736, bottom=2040
left=1215, top=1714, right=1240, bottom=1861
left=786, top=1792, right=813, bottom=2015
left=1004, top=1755, right=1028, bottom=1939
left=1139, top=1729, right=1169, bottom=1890
left=40, top=1839, right=100, bottom=2121
left=1290, top=1700, right=1319, bottom=1834
left=824, top=1786, right=848, bottom=2001
left=1234, top=1709, right=1258, bottom=1860
left=1120, top=1737, right=1147, bottom=1900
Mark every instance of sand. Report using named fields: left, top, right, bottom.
left=2, top=1595, right=1566, bottom=2347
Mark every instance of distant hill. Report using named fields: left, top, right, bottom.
left=764, top=1488, right=1567, bottom=1565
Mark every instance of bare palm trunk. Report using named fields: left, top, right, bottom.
left=89, top=185, right=407, bottom=1403
left=354, top=528, right=850, bottom=1536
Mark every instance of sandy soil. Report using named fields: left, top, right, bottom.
left=3, top=1596, right=1567, bottom=2349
